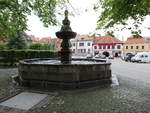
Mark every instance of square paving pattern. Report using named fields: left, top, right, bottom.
left=0, top=92, right=48, bottom=110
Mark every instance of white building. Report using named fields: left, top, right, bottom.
left=71, top=35, right=93, bottom=56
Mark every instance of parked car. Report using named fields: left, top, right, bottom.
left=86, top=54, right=93, bottom=59
left=100, top=55, right=106, bottom=59
left=124, top=54, right=135, bottom=62
left=108, top=55, right=114, bottom=59
left=131, top=52, right=150, bottom=63
left=141, top=52, right=150, bottom=63
left=94, top=54, right=100, bottom=58
left=94, top=54, right=106, bottom=59
left=121, top=55, right=126, bottom=60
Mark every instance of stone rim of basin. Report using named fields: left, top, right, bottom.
left=19, top=58, right=111, bottom=66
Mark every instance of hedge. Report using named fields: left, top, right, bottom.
left=0, top=45, right=5, bottom=50
left=0, top=50, right=59, bottom=65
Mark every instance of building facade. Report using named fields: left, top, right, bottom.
left=21, top=32, right=40, bottom=45
left=39, top=37, right=62, bottom=51
left=0, top=39, right=4, bottom=45
left=123, top=37, right=150, bottom=55
left=71, top=35, right=93, bottom=56
left=93, top=36, right=123, bottom=57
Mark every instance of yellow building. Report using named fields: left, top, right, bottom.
left=123, top=37, right=150, bottom=55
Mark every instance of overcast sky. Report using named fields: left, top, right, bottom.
left=26, top=0, right=150, bottom=41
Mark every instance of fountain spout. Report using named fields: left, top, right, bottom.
left=56, top=10, right=77, bottom=64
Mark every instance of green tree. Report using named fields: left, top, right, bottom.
left=6, top=31, right=27, bottom=49
left=42, top=43, right=50, bottom=50
left=29, top=43, right=42, bottom=50
left=0, top=45, right=5, bottom=50
left=97, top=0, right=150, bottom=35
left=29, top=43, right=51, bottom=50
left=0, top=0, right=65, bottom=39
left=106, top=31, right=115, bottom=37
left=1, top=0, right=149, bottom=40
left=89, top=32, right=101, bottom=38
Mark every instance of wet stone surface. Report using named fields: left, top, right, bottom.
left=0, top=92, right=48, bottom=110
left=0, top=67, right=19, bottom=100
left=31, top=60, right=105, bottom=65
left=0, top=67, right=150, bottom=113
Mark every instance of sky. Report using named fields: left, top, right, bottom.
left=26, top=0, right=150, bottom=41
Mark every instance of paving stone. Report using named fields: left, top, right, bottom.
left=0, top=92, right=48, bottom=110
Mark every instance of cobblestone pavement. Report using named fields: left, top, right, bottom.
left=0, top=67, right=150, bottom=113
left=0, top=67, right=19, bottom=100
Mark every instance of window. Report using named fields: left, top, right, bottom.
left=87, top=43, right=90, bottom=46
left=126, top=46, right=128, bottom=49
left=88, top=49, right=90, bottom=53
left=140, top=55, right=144, bottom=58
left=136, top=46, right=139, bottom=49
left=103, top=46, right=106, bottom=49
left=94, top=46, right=97, bottom=49
left=79, top=43, right=84, bottom=46
left=107, top=46, right=110, bottom=49
left=131, top=46, right=133, bottom=49
left=142, top=46, right=144, bottom=49
left=72, top=49, right=75, bottom=53
left=112, top=46, right=115, bottom=49
left=73, top=43, right=75, bottom=46
left=84, top=49, right=86, bottom=53
left=99, top=46, right=101, bottom=49
left=117, top=45, right=121, bottom=49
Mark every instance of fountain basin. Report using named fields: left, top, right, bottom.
left=19, top=58, right=112, bottom=89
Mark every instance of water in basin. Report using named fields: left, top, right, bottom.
left=31, top=60, right=104, bottom=65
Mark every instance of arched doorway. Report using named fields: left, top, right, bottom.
left=115, top=53, right=118, bottom=57
left=103, top=51, right=109, bottom=57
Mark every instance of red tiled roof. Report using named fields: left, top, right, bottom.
left=75, top=34, right=93, bottom=40
left=40, top=37, right=51, bottom=43
left=29, top=35, right=39, bottom=42
left=94, top=35, right=123, bottom=44
left=125, top=37, right=145, bottom=44
left=21, top=32, right=39, bottom=42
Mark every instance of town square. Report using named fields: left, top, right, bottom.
left=0, top=0, right=150, bottom=113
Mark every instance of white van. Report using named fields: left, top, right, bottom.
left=140, top=52, right=150, bottom=63
left=131, top=52, right=150, bottom=63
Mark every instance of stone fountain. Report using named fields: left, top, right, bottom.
left=56, top=10, right=76, bottom=64
left=18, top=10, right=112, bottom=89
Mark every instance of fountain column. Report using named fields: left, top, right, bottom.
left=56, top=10, right=77, bottom=64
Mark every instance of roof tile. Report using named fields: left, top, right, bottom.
left=94, top=35, right=123, bottom=44
left=125, top=37, right=145, bottom=44
left=75, top=34, right=93, bottom=40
